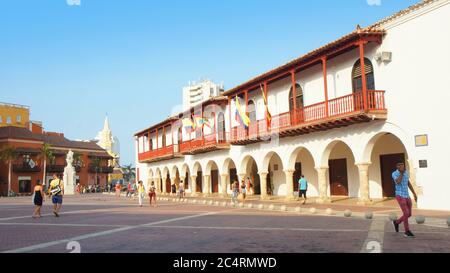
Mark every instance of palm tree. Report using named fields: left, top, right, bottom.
left=122, top=164, right=136, bottom=183
left=40, top=143, right=53, bottom=188
left=0, top=146, right=17, bottom=196
left=91, top=156, right=102, bottom=185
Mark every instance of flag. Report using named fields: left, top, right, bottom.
left=182, top=118, right=195, bottom=131
left=261, top=84, right=272, bottom=128
left=195, top=117, right=211, bottom=128
left=235, top=96, right=251, bottom=128
left=28, top=159, right=36, bottom=169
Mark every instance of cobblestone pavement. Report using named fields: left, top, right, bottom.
left=0, top=194, right=448, bottom=253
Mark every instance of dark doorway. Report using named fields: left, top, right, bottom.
left=165, top=173, right=171, bottom=193
left=184, top=172, right=189, bottom=190
left=293, top=162, right=302, bottom=192
left=329, top=159, right=349, bottom=196
left=229, top=168, right=237, bottom=190
left=380, top=153, right=405, bottom=198
left=196, top=171, right=203, bottom=193
left=211, top=170, right=219, bottom=193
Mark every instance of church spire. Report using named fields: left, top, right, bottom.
left=103, top=115, right=110, bottom=131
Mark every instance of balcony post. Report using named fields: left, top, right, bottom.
left=290, top=70, right=297, bottom=125
left=228, top=97, right=232, bottom=142
left=245, top=90, right=249, bottom=137
left=264, top=81, right=269, bottom=132
left=359, top=41, right=368, bottom=111
left=156, top=128, right=159, bottom=150
left=321, top=56, right=329, bottom=118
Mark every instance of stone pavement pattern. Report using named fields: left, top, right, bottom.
left=0, top=194, right=448, bottom=253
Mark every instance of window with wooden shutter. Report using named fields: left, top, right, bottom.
left=289, top=83, right=304, bottom=112
left=352, top=58, right=375, bottom=92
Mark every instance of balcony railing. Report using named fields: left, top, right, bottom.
left=46, top=165, right=65, bottom=173
left=13, top=165, right=41, bottom=173
left=138, top=145, right=180, bottom=162
left=230, top=90, right=386, bottom=143
left=179, top=133, right=229, bottom=155
left=88, top=165, right=114, bottom=174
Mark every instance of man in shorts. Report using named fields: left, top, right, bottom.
left=48, top=173, right=64, bottom=217
left=298, top=175, right=308, bottom=205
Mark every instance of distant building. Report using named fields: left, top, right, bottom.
left=0, top=102, right=30, bottom=128
left=182, top=79, right=224, bottom=111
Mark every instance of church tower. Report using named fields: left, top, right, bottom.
left=96, top=116, right=123, bottom=185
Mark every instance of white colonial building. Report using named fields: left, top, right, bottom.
left=135, top=0, right=450, bottom=211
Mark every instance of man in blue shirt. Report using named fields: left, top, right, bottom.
left=298, top=175, right=308, bottom=205
left=392, top=162, right=418, bottom=238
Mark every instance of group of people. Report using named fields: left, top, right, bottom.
left=136, top=181, right=157, bottom=207
left=170, top=181, right=185, bottom=199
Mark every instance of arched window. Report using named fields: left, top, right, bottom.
left=289, top=83, right=304, bottom=112
left=247, top=100, right=256, bottom=122
left=352, top=58, right=375, bottom=92
left=217, top=113, right=226, bottom=141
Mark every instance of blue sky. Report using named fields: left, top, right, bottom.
left=0, top=0, right=418, bottom=165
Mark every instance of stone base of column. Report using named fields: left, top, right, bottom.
left=190, top=192, right=198, bottom=197
left=357, top=198, right=374, bottom=205
left=285, top=195, right=297, bottom=201
left=315, top=197, right=332, bottom=204
left=220, top=193, right=228, bottom=198
left=260, top=195, right=270, bottom=201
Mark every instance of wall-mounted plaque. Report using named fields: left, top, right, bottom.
left=415, top=135, right=428, bottom=147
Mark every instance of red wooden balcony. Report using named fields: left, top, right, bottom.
left=138, top=145, right=183, bottom=163
left=231, top=90, right=387, bottom=145
left=179, top=133, right=230, bottom=155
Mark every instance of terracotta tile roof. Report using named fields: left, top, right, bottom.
left=44, top=134, right=105, bottom=151
left=0, top=126, right=43, bottom=142
left=369, top=0, right=439, bottom=28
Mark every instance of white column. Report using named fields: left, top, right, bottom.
left=258, top=171, right=269, bottom=200
left=203, top=175, right=211, bottom=196
left=238, top=173, right=246, bottom=183
left=220, top=174, right=228, bottom=197
left=315, top=167, right=331, bottom=203
left=356, top=163, right=373, bottom=205
left=284, top=169, right=295, bottom=201
left=190, top=175, right=198, bottom=197
left=162, top=175, right=168, bottom=194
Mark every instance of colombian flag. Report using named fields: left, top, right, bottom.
left=195, top=117, right=211, bottom=128
left=235, top=96, right=251, bottom=128
left=182, top=118, right=195, bottom=131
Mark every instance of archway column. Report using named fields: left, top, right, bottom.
left=356, top=163, right=373, bottom=205
left=203, top=175, right=211, bottom=196
left=284, top=169, right=295, bottom=201
left=258, top=171, right=269, bottom=200
left=238, top=173, right=246, bottom=183
left=190, top=175, right=198, bottom=197
left=315, top=167, right=331, bottom=203
left=162, top=175, right=168, bottom=194
left=220, top=174, right=228, bottom=197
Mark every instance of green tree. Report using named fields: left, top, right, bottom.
left=122, top=164, right=136, bottom=183
left=0, top=146, right=17, bottom=195
left=40, top=143, right=53, bottom=188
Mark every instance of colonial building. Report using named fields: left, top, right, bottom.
left=135, top=0, right=450, bottom=211
left=0, top=111, right=113, bottom=196
left=0, top=102, right=30, bottom=128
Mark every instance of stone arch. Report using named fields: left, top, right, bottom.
left=287, top=146, right=319, bottom=196
left=362, top=131, right=411, bottom=198
left=320, top=140, right=358, bottom=197
left=222, top=158, right=238, bottom=194
left=205, top=160, right=220, bottom=194
left=239, top=155, right=261, bottom=195
left=261, top=151, right=286, bottom=196
left=162, top=166, right=172, bottom=193
left=192, top=161, right=203, bottom=194
left=155, top=168, right=163, bottom=193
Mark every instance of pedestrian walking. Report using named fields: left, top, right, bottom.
left=137, top=181, right=145, bottom=207
left=48, top=173, right=64, bottom=217
left=115, top=182, right=122, bottom=198
left=231, top=181, right=239, bottom=205
left=240, top=180, right=247, bottom=201
left=32, top=180, right=45, bottom=218
left=298, top=175, right=308, bottom=205
left=179, top=181, right=185, bottom=199
left=148, top=181, right=157, bottom=207
left=126, top=182, right=132, bottom=198
left=246, top=177, right=254, bottom=195
left=171, top=183, right=177, bottom=196
left=392, top=162, right=418, bottom=238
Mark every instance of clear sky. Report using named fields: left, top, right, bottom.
left=0, top=0, right=418, bottom=166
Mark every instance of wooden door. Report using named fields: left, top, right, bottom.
left=211, top=170, right=219, bottom=193
left=196, top=171, right=203, bottom=193
left=165, top=174, right=171, bottom=193
left=329, top=159, right=349, bottom=196
left=229, top=168, right=237, bottom=190
left=293, top=162, right=302, bottom=192
left=380, top=153, right=405, bottom=198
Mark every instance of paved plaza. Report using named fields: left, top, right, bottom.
left=0, top=194, right=449, bottom=253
